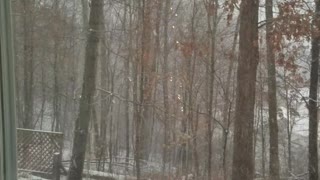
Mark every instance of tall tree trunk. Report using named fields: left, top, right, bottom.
left=222, top=16, right=239, bottom=180
left=124, top=0, right=132, bottom=173
left=186, top=2, right=197, bottom=175
left=39, top=61, right=46, bottom=130
left=266, top=0, right=280, bottom=179
left=135, top=2, right=143, bottom=178
left=283, top=68, right=292, bottom=174
left=22, top=0, right=34, bottom=129
left=162, top=0, right=169, bottom=176
left=231, top=0, right=259, bottom=179
left=67, top=0, right=104, bottom=179
left=309, top=1, right=320, bottom=179
left=192, top=106, right=200, bottom=178
left=53, top=36, right=61, bottom=132
left=140, top=0, right=155, bottom=161
left=259, top=67, right=266, bottom=179
left=205, top=0, right=218, bottom=178
left=108, top=73, right=115, bottom=173
left=97, top=21, right=110, bottom=171
left=52, top=0, right=61, bottom=132
left=133, top=54, right=141, bottom=179
left=108, top=105, right=114, bottom=173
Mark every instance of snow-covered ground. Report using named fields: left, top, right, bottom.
left=18, top=172, right=47, bottom=180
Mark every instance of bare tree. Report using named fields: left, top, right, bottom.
left=222, top=16, right=239, bottom=180
left=22, top=0, right=35, bottom=129
left=205, top=0, right=218, bottom=178
left=162, top=0, right=170, bottom=176
left=140, top=0, right=155, bottom=162
left=68, top=0, right=104, bottom=179
left=231, top=0, right=259, bottom=179
left=266, top=0, right=280, bottom=179
left=308, top=0, right=320, bottom=179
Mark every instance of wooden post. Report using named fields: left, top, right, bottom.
left=53, top=152, right=60, bottom=180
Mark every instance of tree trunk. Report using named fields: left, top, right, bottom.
left=192, top=106, right=200, bottom=178
left=222, top=15, right=239, bottom=180
left=205, top=0, right=218, bottom=178
left=162, top=0, right=169, bottom=177
left=97, top=22, right=110, bottom=171
left=22, top=0, right=34, bottom=129
left=140, top=0, right=155, bottom=161
left=259, top=67, right=266, bottom=179
left=308, top=1, right=320, bottom=179
left=67, top=0, right=104, bottom=179
left=265, top=0, right=280, bottom=178
left=231, top=0, right=259, bottom=179
left=39, top=61, right=46, bottom=130
left=283, top=69, right=292, bottom=174
left=133, top=1, right=141, bottom=174
left=124, top=0, right=132, bottom=173
left=53, top=37, right=61, bottom=132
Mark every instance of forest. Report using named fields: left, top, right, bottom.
left=11, top=0, right=320, bottom=179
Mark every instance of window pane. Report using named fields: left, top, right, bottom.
left=10, top=0, right=316, bottom=180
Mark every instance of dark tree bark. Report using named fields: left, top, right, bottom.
left=124, top=0, right=131, bottom=173
left=140, top=0, right=155, bottom=161
left=205, top=0, right=218, bottom=177
left=135, top=1, right=156, bottom=178
left=162, top=0, right=169, bottom=176
left=231, top=0, right=259, bottom=179
left=135, top=1, right=144, bottom=178
left=22, top=0, right=34, bottom=129
left=308, top=0, right=320, bottom=179
left=192, top=106, right=200, bottom=178
left=259, top=68, right=266, bottom=179
left=265, top=0, right=280, bottom=179
left=108, top=70, right=115, bottom=173
left=96, top=27, right=111, bottom=172
left=183, top=1, right=197, bottom=175
left=53, top=18, right=61, bottom=132
left=67, top=0, right=104, bottom=179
